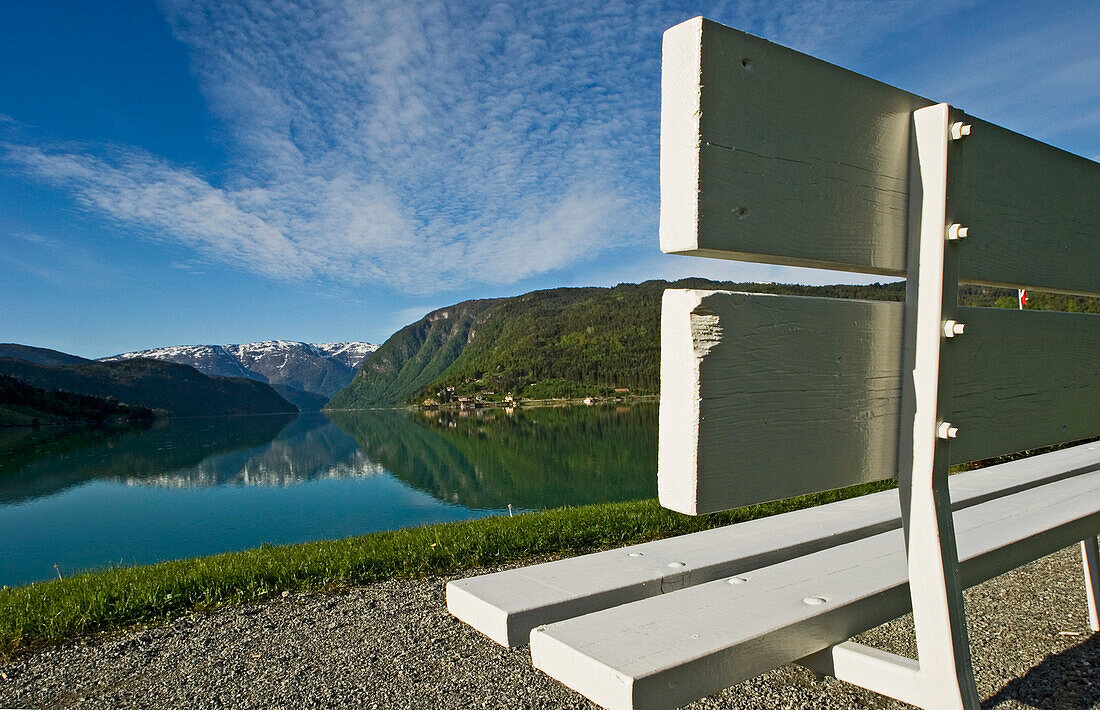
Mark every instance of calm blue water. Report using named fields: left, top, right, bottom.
left=0, top=406, right=656, bottom=586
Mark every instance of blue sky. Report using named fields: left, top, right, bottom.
left=2, top=0, right=1097, bottom=358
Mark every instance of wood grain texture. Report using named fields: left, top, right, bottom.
left=659, top=289, right=904, bottom=514
left=659, top=289, right=1100, bottom=514
left=949, top=115, right=1100, bottom=295
left=946, top=305, right=1100, bottom=462
left=660, top=17, right=1100, bottom=295
left=531, top=470, right=1100, bottom=710
left=660, top=17, right=923, bottom=278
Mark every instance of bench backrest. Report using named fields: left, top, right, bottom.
left=658, top=17, right=1100, bottom=515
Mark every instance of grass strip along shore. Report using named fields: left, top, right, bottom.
left=0, top=481, right=898, bottom=657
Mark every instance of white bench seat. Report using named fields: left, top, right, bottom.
left=447, top=443, right=1100, bottom=647
left=528, top=467, right=1100, bottom=710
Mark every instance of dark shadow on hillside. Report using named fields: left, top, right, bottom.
left=982, top=633, right=1099, bottom=709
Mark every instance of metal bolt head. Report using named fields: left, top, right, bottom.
left=947, top=223, right=969, bottom=240
left=937, top=422, right=959, bottom=440
left=950, top=122, right=972, bottom=140
left=942, top=320, right=966, bottom=338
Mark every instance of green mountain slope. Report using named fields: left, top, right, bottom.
left=326, top=298, right=500, bottom=409
left=327, top=280, right=909, bottom=407
left=330, top=281, right=1098, bottom=409
left=0, top=357, right=297, bottom=417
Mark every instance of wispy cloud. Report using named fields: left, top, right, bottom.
left=9, top=231, right=58, bottom=247
left=2, top=224, right=121, bottom=287
left=1, top=255, right=67, bottom=287
left=6, top=0, right=656, bottom=293
left=3, top=0, right=1091, bottom=295
left=905, top=3, right=1100, bottom=149
left=4, top=142, right=307, bottom=279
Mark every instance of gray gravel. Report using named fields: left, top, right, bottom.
left=1, top=545, right=1096, bottom=709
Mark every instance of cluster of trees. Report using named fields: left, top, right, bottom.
left=330, top=278, right=1098, bottom=408
left=0, top=357, right=297, bottom=418
left=413, top=280, right=911, bottom=403
left=0, top=375, right=155, bottom=426
left=958, top=285, right=1100, bottom=313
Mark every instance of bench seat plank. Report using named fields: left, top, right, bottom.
left=529, top=469, right=1100, bottom=710
left=447, top=442, right=1099, bottom=647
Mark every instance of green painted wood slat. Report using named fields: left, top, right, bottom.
left=660, top=18, right=1100, bottom=296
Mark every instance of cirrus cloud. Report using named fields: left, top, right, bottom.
left=4, top=0, right=1092, bottom=297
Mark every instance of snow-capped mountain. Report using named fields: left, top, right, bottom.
left=103, top=340, right=377, bottom=405
left=106, top=345, right=259, bottom=380
left=314, top=342, right=379, bottom=369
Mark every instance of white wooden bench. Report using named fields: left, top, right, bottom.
left=448, top=17, right=1100, bottom=710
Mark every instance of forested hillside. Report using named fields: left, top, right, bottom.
left=957, top=285, right=1100, bottom=313
left=329, top=280, right=1098, bottom=409
left=418, top=281, right=916, bottom=401
left=0, top=375, right=154, bottom=427
left=326, top=299, right=500, bottom=409
left=0, top=358, right=297, bottom=417
left=330, top=281, right=906, bottom=407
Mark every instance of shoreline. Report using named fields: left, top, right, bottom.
left=417, top=394, right=660, bottom=412
left=0, top=481, right=893, bottom=656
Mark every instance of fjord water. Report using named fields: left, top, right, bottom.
left=0, top=405, right=657, bottom=586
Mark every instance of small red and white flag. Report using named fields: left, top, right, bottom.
left=1018, top=289, right=1028, bottom=309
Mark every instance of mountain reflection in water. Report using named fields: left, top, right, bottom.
left=329, top=405, right=657, bottom=509
left=0, top=404, right=656, bottom=585
left=0, top=405, right=656, bottom=509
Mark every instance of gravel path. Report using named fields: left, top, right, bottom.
left=1, top=545, right=1096, bottom=709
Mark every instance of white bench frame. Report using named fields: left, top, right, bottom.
left=449, top=17, right=1100, bottom=710
left=801, top=100, right=1088, bottom=709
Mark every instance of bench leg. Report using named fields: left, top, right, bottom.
left=1083, top=537, right=1100, bottom=632
left=811, top=103, right=981, bottom=710
left=899, top=102, right=980, bottom=710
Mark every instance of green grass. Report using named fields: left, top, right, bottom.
left=0, top=480, right=896, bottom=657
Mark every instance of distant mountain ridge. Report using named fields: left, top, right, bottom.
left=104, top=340, right=378, bottom=407
left=327, top=282, right=908, bottom=409
left=328, top=281, right=1098, bottom=409
left=326, top=299, right=500, bottom=409
left=0, top=357, right=297, bottom=418
left=0, top=344, right=92, bottom=366
left=314, top=342, right=379, bottom=369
